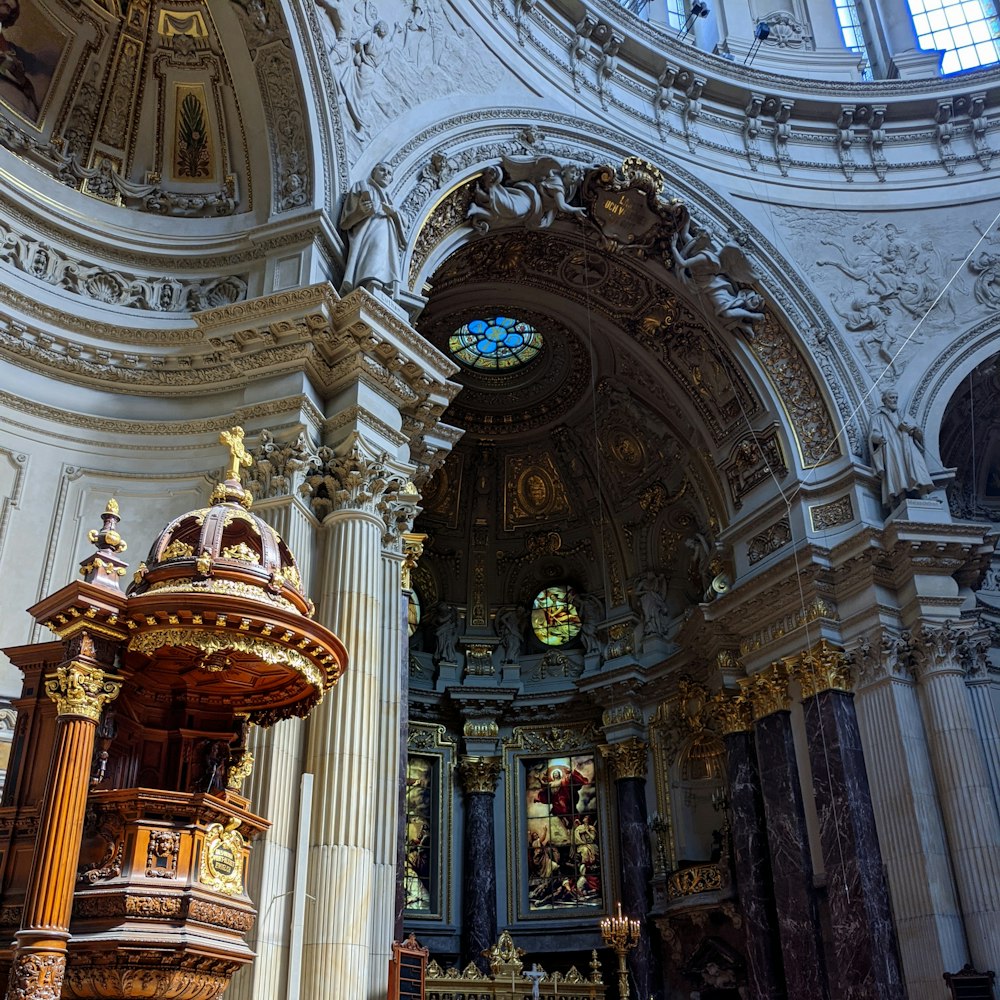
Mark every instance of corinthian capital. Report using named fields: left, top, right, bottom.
left=849, top=629, right=914, bottom=687
left=45, top=662, right=122, bottom=722
left=910, top=620, right=968, bottom=679
left=599, top=737, right=648, bottom=780
left=456, top=755, right=503, bottom=794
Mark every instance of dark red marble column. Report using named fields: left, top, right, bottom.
left=796, top=646, right=905, bottom=1000
left=600, top=738, right=663, bottom=1000
left=742, top=668, right=828, bottom=1000
left=456, top=756, right=502, bottom=973
left=714, top=694, right=786, bottom=1000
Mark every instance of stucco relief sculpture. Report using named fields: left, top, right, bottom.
left=868, top=389, right=935, bottom=507
left=578, top=593, right=604, bottom=656
left=322, top=0, right=502, bottom=153
left=339, top=162, right=405, bottom=295
left=670, top=213, right=765, bottom=338
left=468, top=156, right=588, bottom=233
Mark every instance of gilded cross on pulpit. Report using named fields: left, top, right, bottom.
left=220, top=426, right=253, bottom=483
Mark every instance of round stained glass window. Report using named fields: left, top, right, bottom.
left=449, top=316, right=542, bottom=371
left=531, top=585, right=582, bottom=647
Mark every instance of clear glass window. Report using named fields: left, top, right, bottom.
left=833, top=0, right=875, bottom=78
left=907, top=0, right=1000, bottom=72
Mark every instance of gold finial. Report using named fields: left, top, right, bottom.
left=220, top=426, right=252, bottom=483
left=80, top=497, right=129, bottom=590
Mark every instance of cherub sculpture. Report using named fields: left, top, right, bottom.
left=468, top=156, right=588, bottom=232
left=670, top=211, right=765, bottom=337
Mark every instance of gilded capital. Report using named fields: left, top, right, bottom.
left=456, top=755, right=503, bottom=794
left=738, top=663, right=791, bottom=720
left=401, top=532, right=427, bottom=591
left=598, top=737, right=648, bottom=780
left=709, top=692, right=753, bottom=734
left=44, top=662, right=123, bottom=722
left=788, top=639, right=852, bottom=699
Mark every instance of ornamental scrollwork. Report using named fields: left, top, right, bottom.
left=5, top=952, right=65, bottom=1000
left=44, top=662, right=122, bottom=723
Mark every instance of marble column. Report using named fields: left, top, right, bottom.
left=6, top=653, right=122, bottom=1000
left=851, top=630, right=966, bottom=999
left=712, top=694, right=785, bottom=1000
left=911, top=622, right=1000, bottom=972
left=302, top=446, right=387, bottom=1000
left=456, top=756, right=503, bottom=972
left=965, top=641, right=1000, bottom=818
left=793, top=643, right=905, bottom=1000
left=599, top=738, right=662, bottom=1000
left=741, top=667, right=828, bottom=1000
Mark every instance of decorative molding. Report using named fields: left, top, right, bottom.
left=810, top=495, right=854, bottom=530
left=747, top=517, right=792, bottom=565
left=45, top=662, right=122, bottom=722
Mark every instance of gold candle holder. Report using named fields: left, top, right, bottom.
left=600, top=900, right=641, bottom=1000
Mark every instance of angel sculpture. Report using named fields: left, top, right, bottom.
left=670, top=213, right=765, bottom=337
left=468, top=156, right=588, bottom=233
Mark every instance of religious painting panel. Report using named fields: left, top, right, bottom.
left=404, top=754, right=439, bottom=916
left=523, top=753, right=603, bottom=912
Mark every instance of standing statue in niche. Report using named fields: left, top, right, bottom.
left=633, top=570, right=671, bottom=637
left=468, top=156, right=588, bottom=233
left=496, top=606, right=525, bottom=662
left=578, top=592, right=604, bottom=656
left=339, top=162, right=404, bottom=296
left=670, top=212, right=765, bottom=338
left=868, top=388, right=935, bottom=507
left=434, top=603, right=460, bottom=663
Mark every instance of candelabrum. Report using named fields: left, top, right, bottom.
left=600, top=900, right=641, bottom=1000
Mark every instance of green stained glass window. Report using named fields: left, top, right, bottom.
left=449, top=316, right=542, bottom=370
left=531, top=585, right=582, bottom=646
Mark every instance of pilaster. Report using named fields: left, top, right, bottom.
left=910, top=621, right=1000, bottom=972
left=850, top=629, right=967, bottom=998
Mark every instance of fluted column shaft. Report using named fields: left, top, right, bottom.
left=752, top=709, right=828, bottom=1000
left=228, top=498, right=314, bottom=1000
left=722, top=726, right=785, bottom=1000
left=457, top=757, right=502, bottom=973
left=6, top=660, right=121, bottom=1000
left=852, top=659, right=966, bottom=997
left=368, top=550, right=405, bottom=990
left=303, top=509, right=383, bottom=1000
left=966, top=670, right=1000, bottom=819
left=915, top=648, right=1000, bottom=970
left=801, top=687, right=905, bottom=999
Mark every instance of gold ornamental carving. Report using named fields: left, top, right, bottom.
left=401, top=532, right=427, bottom=591
left=788, top=640, right=852, bottom=699
left=709, top=692, right=753, bottom=735
left=200, top=819, right=245, bottom=897
left=462, top=720, right=499, bottom=740
left=599, top=737, right=648, bottom=781
left=5, top=951, right=65, bottom=1000
left=44, top=662, right=122, bottom=722
left=809, top=495, right=854, bottom=530
left=666, top=862, right=724, bottom=899
left=127, top=629, right=323, bottom=690
left=456, top=755, right=503, bottom=794
left=738, top=664, right=792, bottom=719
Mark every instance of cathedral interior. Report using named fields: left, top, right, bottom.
left=0, top=0, right=998, bottom=998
